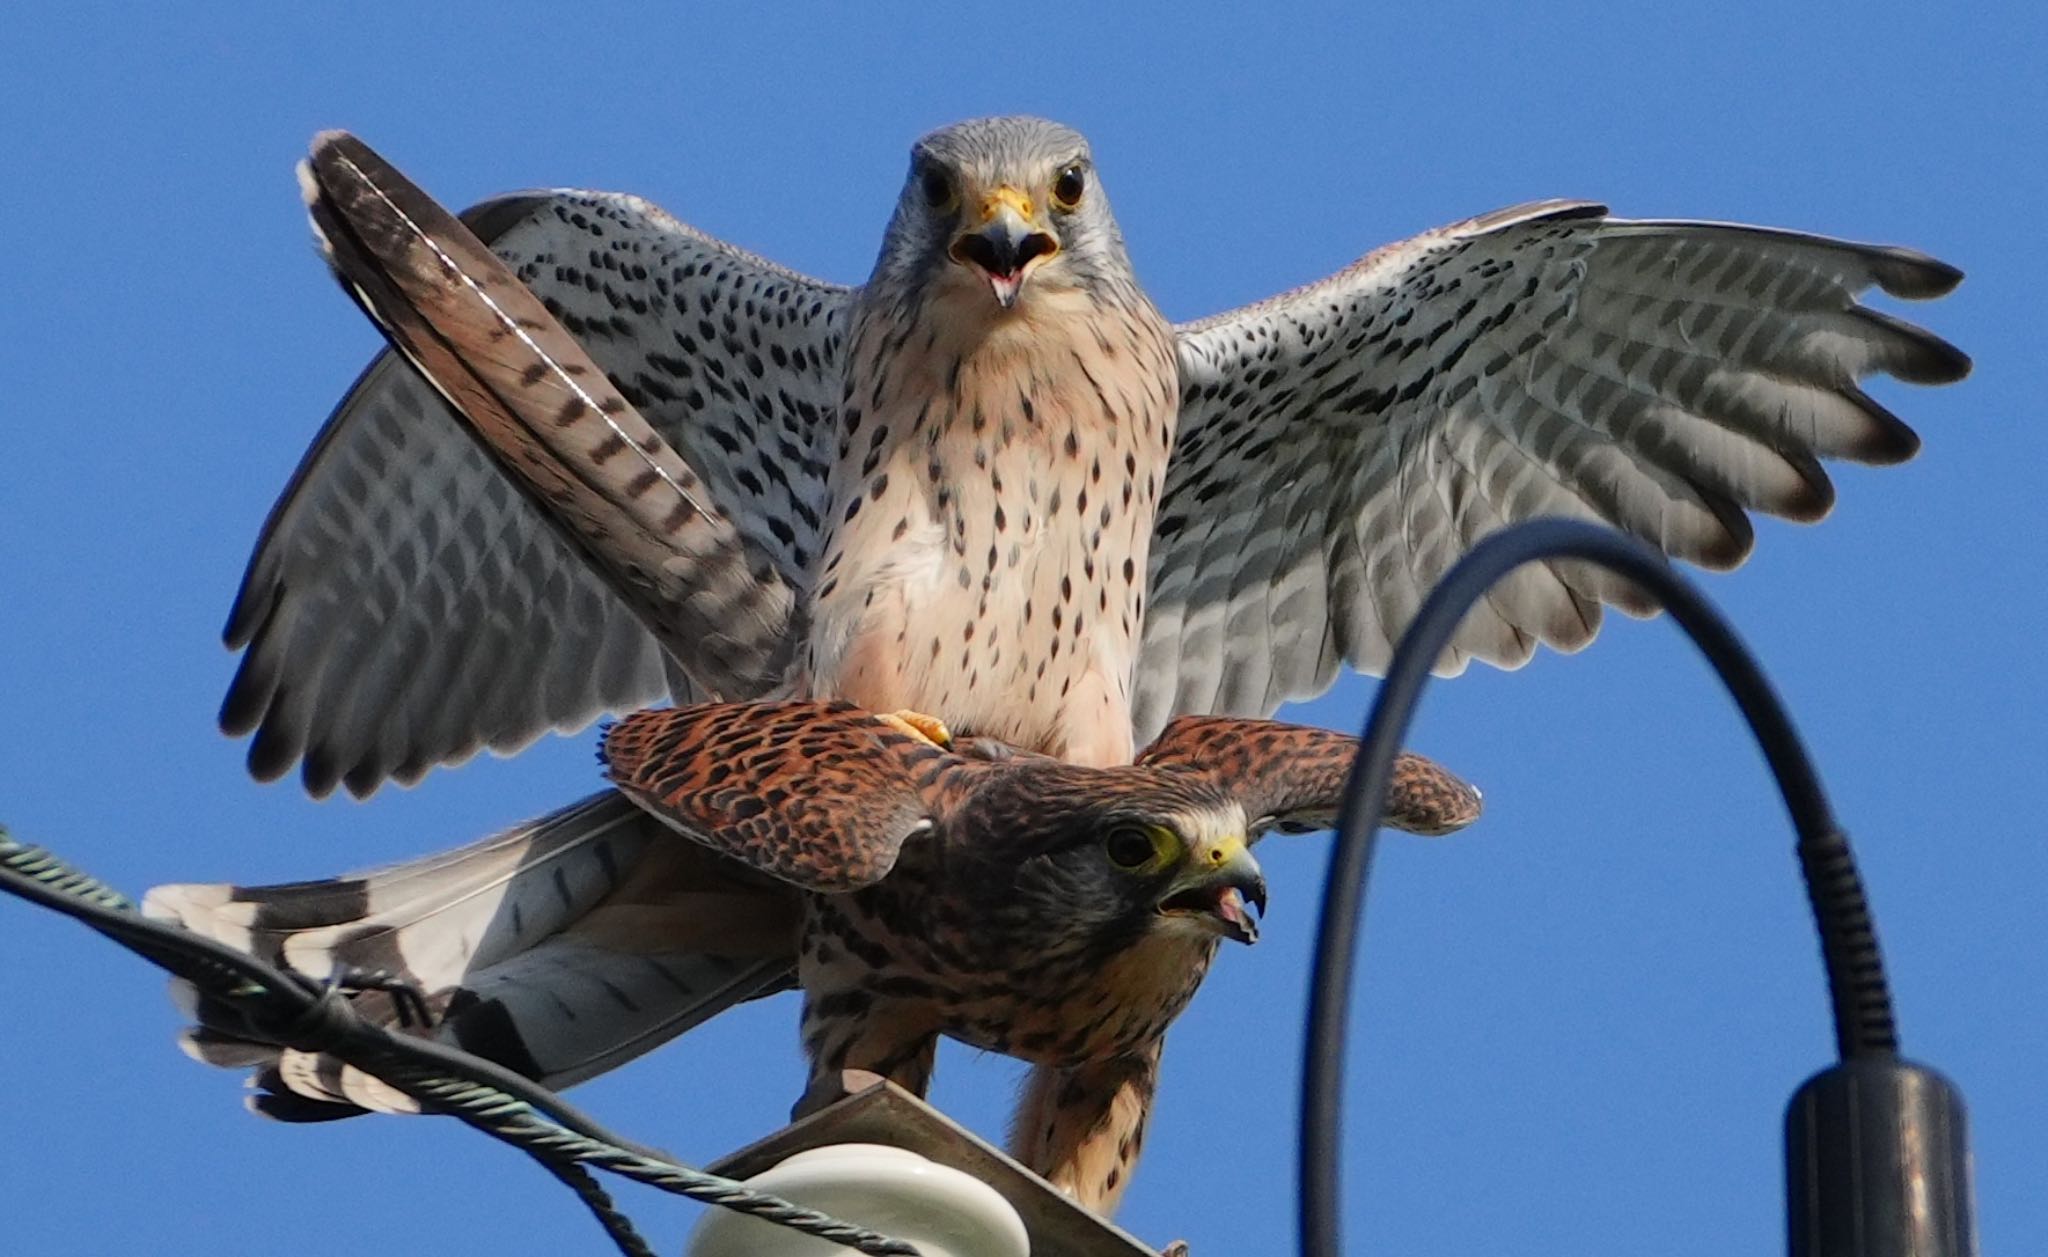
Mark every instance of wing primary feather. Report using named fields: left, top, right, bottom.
left=1146, top=204, right=1964, bottom=721
left=221, top=136, right=851, bottom=797
left=297, top=132, right=803, bottom=706
left=304, top=136, right=713, bottom=522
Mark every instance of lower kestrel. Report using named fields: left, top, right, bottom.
left=148, top=700, right=1481, bottom=1214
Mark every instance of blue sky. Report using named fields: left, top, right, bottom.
left=2, top=3, right=2039, bottom=1254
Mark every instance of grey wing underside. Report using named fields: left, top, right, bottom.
left=222, top=191, right=853, bottom=798
left=1134, top=200, right=1969, bottom=740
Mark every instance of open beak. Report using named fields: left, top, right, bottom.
left=1157, top=836, right=1267, bottom=945
left=948, top=185, right=1059, bottom=308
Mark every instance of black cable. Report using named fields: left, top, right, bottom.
left=1298, top=518, right=1901, bottom=1257
left=0, top=836, right=665, bottom=1159
left=1, top=516, right=1942, bottom=1257
left=0, top=831, right=920, bottom=1257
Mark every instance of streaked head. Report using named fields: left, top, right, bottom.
left=1102, top=804, right=1267, bottom=946
left=869, top=116, right=1134, bottom=311
left=959, top=768, right=1267, bottom=960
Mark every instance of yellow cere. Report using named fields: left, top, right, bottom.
left=980, top=185, right=1037, bottom=223
left=1193, top=833, right=1249, bottom=871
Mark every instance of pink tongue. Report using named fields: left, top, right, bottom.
left=1215, top=887, right=1256, bottom=939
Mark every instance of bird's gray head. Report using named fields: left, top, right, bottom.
left=866, top=116, right=1135, bottom=313
left=953, top=767, right=1267, bottom=962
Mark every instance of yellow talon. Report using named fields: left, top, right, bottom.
left=877, top=709, right=953, bottom=748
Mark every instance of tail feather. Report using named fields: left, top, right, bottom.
left=440, top=943, right=790, bottom=1085
left=144, top=790, right=801, bottom=1119
left=147, top=791, right=659, bottom=984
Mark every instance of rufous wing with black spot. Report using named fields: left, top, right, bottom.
left=1138, top=716, right=1482, bottom=837
left=601, top=700, right=949, bottom=892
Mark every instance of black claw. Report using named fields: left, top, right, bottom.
left=326, top=964, right=434, bottom=1029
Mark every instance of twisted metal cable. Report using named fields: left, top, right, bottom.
left=532, top=1152, right=661, bottom=1257
left=0, top=829, right=920, bottom=1257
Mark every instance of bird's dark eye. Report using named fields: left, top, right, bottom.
left=1051, top=163, right=1086, bottom=211
left=920, top=164, right=955, bottom=211
left=1105, top=824, right=1165, bottom=870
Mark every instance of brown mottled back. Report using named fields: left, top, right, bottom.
left=602, top=700, right=946, bottom=892
left=1141, top=714, right=1483, bottom=837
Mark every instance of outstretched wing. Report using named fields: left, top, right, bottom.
left=602, top=700, right=960, bottom=892
left=1137, top=716, right=1482, bottom=837
left=223, top=164, right=852, bottom=798
left=298, top=132, right=801, bottom=712
left=1136, top=202, right=1968, bottom=738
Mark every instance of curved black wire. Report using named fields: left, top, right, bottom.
left=1298, top=518, right=1899, bottom=1257
left=0, top=836, right=667, bottom=1158
left=0, top=832, right=920, bottom=1257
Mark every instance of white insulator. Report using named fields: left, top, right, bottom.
left=686, top=1142, right=1031, bottom=1257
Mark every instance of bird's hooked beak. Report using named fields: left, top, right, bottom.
left=948, top=185, right=1059, bottom=309
left=1157, top=835, right=1267, bottom=945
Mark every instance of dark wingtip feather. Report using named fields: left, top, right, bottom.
left=1911, top=336, right=1972, bottom=385
left=1853, top=307, right=1972, bottom=385
left=343, top=758, right=391, bottom=801
left=1765, top=446, right=1838, bottom=524
left=1841, top=387, right=1924, bottom=466
left=1896, top=331, right=1972, bottom=386
left=245, top=716, right=306, bottom=787
left=220, top=567, right=279, bottom=651
left=1777, top=475, right=1838, bottom=525
left=1690, top=495, right=1757, bottom=571
left=1871, top=246, right=1964, bottom=301
left=1533, top=571, right=1613, bottom=645
left=1703, top=519, right=1753, bottom=573
left=303, top=744, right=346, bottom=800
left=218, top=659, right=275, bottom=738
left=390, top=753, right=435, bottom=789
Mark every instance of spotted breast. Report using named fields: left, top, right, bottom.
left=805, top=280, right=1177, bottom=765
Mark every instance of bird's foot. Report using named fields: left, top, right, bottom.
left=326, top=964, right=433, bottom=1029
left=876, top=708, right=953, bottom=748
left=791, top=1068, right=894, bottom=1122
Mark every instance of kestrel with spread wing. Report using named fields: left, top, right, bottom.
left=223, top=119, right=1967, bottom=796
left=149, top=701, right=1481, bottom=1213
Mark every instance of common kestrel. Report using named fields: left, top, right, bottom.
left=223, top=119, right=1968, bottom=795
left=148, top=701, right=1482, bottom=1213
